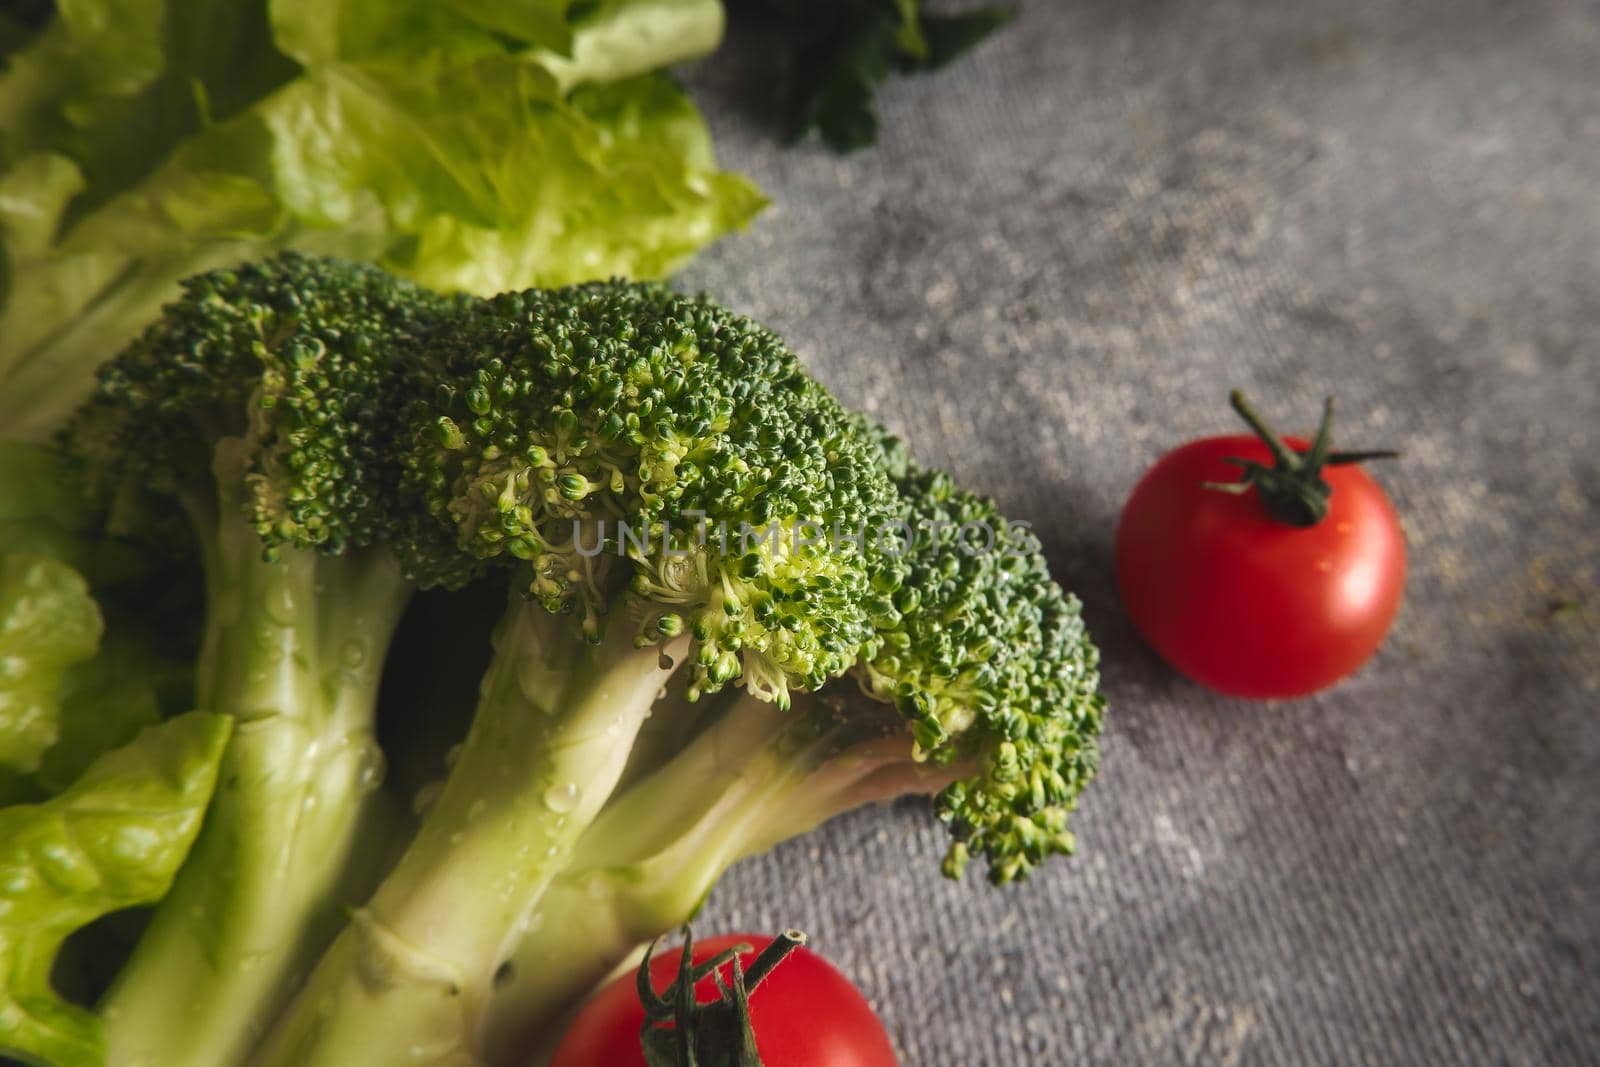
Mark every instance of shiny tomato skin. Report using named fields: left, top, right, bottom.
left=548, top=934, right=897, bottom=1067
left=1115, top=434, right=1405, bottom=699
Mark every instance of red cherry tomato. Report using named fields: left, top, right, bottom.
left=549, top=933, right=897, bottom=1067
left=1116, top=424, right=1405, bottom=699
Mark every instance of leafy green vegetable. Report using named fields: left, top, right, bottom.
left=0, top=0, right=297, bottom=211
left=31, top=633, right=174, bottom=796
left=0, top=440, right=93, bottom=570
left=270, top=0, right=725, bottom=88
left=251, top=62, right=764, bottom=296
left=0, top=440, right=198, bottom=814
left=731, top=0, right=1013, bottom=150
left=0, top=0, right=756, bottom=444
left=530, top=0, right=727, bottom=90
left=265, top=0, right=566, bottom=67
left=0, top=439, right=154, bottom=592
left=0, top=553, right=101, bottom=774
left=0, top=711, right=231, bottom=1067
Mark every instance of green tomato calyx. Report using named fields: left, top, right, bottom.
left=1204, top=389, right=1398, bottom=527
left=637, top=926, right=808, bottom=1067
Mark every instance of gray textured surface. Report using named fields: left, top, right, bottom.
left=676, top=2, right=1600, bottom=1064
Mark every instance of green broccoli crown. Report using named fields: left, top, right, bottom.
left=398, top=281, right=902, bottom=704
left=75, top=253, right=454, bottom=556
left=859, top=464, right=1105, bottom=885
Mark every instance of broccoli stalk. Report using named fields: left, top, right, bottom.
left=362, top=600, right=689, bottom=974
left=100, top=466, right=412, bottom=1067
left=68, top=254, right=453, bottom=1067
left=252, top=283, right=902, bottom=1067
left=246, top=599, right=689, bottom=1067
left=481, top=690, right=964, bottom=1064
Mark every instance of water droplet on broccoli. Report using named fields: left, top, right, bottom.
left=542, top=782, right=580, bottom=813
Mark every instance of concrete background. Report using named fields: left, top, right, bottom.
left=679, top=2, right=1600, bottom=1063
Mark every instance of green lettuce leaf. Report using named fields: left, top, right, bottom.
left=32, top=633, right=174, bottom=796
left=0, top=56, right=761, bottom=439
left=0, top=0, right=170, bottom=171
left=0, top=442, right=197, bottom=803
left=0, top=553, right=102, bottom=775
left=0, top=440, right=95, bottom=566
left=0, top=711, right=231, bottom=1067
left=325, top=64, right=766, bottom=294
left=266, top=0, right=568, bottom=68
left=0, top=3, right=757, bottom=441
left=0, top=440, right=190, bottom=639
left=531, top=0, right=725, bottom=90
left=267, top=0, right=721, bottom=87
left=0, top=0, right=298, bottom=213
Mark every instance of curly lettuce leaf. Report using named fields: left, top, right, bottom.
left=33, top=633, right=177, bottom=796
left=0, top=440, right=191, bottom=648
left=338, top=66, right=766, bottom=293
left=0, top=442, right=197, bottom=806
left=0, top=0, right=298, bottom=214
left=531, top=0, right=725, bottom=90
left=0, top=440, right=95, bottom=564
left=0, top=50, right=758, bottom=441
left=0, top=0, right=170, bottom=171
left=0, top=554, right=102, bottom=775
left=268, top=0, right=723, bottom=87
left=0, top=711, right=231, bottom=1067
left=266, top=0, right=569, bottom=67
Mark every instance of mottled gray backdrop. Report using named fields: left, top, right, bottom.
left=676, top=1, right=1600, bottom=1063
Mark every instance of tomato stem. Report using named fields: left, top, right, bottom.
left=1202, top=390, right=1398, bottom=527
left=636, top=926, right=808, bottom=1067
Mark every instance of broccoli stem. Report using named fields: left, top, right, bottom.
left=481, top=693, right=957, bottom=1064
left=100, top=475, right=412, bottom=1067
left=489, top=878, right=653, bottom=1067
left=251, top=596, right=689, bottom=1067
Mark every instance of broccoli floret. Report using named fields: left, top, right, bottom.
left=252, top=282, right=904, bottom=1067
left=479, top=447, right=1104, bottom=1059
left=67, top=253, right=458, bottom=1067
left=863, top=464, right=1103, bottom=884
